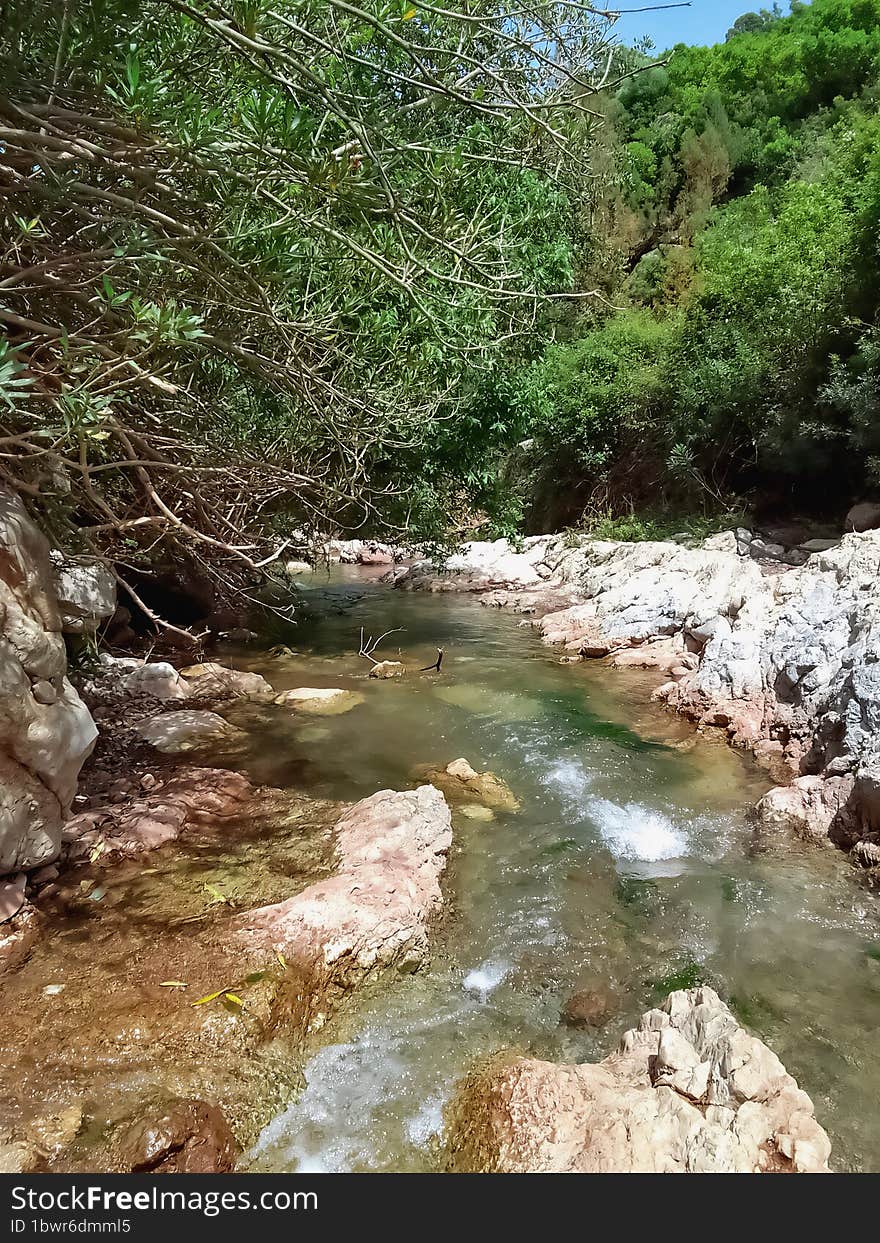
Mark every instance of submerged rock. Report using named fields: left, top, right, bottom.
left=27, top=1105, right=83, bottom=1156
left=421, top=758, right=520, bottom=812
left=136, top=709, right=245, bottom=754
left=446, top=987, right=831, bottom=1173
left=273, top=686, right=364, bottom=715
left=112, top=1098, right=239, bottom=1174
left=369, top=660, right=405, bottom=679
left=458, top=804, right=496, bottom=823
left=0, top=1136, right=41, bottom=1174
left=560, top=985, right=619, bottom=1029
left=433, top=683, right=545, bottom=722
left=0, top=488, right=98, bottom=873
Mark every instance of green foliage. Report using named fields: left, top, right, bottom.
left=0, top=341, right=33, bottom=409
left=6, top=0, right=880, bottom=552
left=515, top=310, right=672, bottom=473
left=0, top=0, right=606, bottom=554
left=495, top=0, right=880, bottom=525
left=579, top=508, right=749, bottom=544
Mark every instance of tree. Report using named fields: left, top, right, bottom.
left=0, top=0, right=620, bottom=603
left=726, top=6, right=784, bottom=42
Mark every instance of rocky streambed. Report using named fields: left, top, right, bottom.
left=3, top=496, right=880, bottom=1172
left=395, top=528, right=880, bottom=872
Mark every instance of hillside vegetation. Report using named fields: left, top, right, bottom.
left=483, top=0, right=880, bottom=532
left=3, top=0, right=880, bottom=571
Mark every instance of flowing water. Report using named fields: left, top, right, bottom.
left=211, top=568, right=880, bottom=1174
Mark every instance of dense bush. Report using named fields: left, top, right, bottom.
left=492, top=0, right=880, bottom=529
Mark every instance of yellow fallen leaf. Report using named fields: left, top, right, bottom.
left=191, top=988, right=230, bottom=1006
left=159, top=980, right=188, bottom=989
left=224, top=993, right=244, bottom=1006
left=203, top=883, right=228, bottom=904
left=277, top=951, right=287, bottom=969
left=403, top=5, right=417, bottom=17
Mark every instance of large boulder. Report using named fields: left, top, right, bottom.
left=753, top=775, right=855, bottom=843
left=233, top=786, right=452, bottom=1022
left=0, top=490, right=97, bottom=873
left=662, top=533, right=880, bottom=772
left=446, top=987, right=831, bottom=1174
left=178, top=661, right=275, bottom=703
left=50, top=554, right=116, bottom=635
left=538, top=539, right=762, bottom=657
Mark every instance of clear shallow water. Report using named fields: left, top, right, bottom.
left=222, top=570, right=880, bottom=1173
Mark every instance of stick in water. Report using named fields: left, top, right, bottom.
left=421, top=648, right=444, bottom=673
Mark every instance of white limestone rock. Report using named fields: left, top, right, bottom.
left=0, top=490, right=97, bottom=873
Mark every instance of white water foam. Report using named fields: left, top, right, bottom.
left=405, top=1094, right=447, bottom=1146
left=249, top=1004, right=470, bottom=1173
left=590, top=798, right=687, bottom=862
left=542, top=756, right=594, bottom=804
left=463, top=960, right=510, bottom=1000
left=541, top=756, right=687, bottom=863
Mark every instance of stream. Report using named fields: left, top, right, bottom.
left=221, top=569, right=880, bottom=1173
left=4, top=567, right=880, bottom=1173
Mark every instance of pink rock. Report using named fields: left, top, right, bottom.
left=0, top=903, right=39, bottom=974
left=0, top=873, right=26, bottom=923
left=66, top=768, right=257, bottom=860
left=233, top=786, right=452, bottom=1019
left=447, top=988, right=831, bottom=1174
left=754, top=775, right=855, bottom=843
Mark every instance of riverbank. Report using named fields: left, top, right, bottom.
left=4, top=506, right=880, bottom=1171
left=392, top=530, right=880, bottom=878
